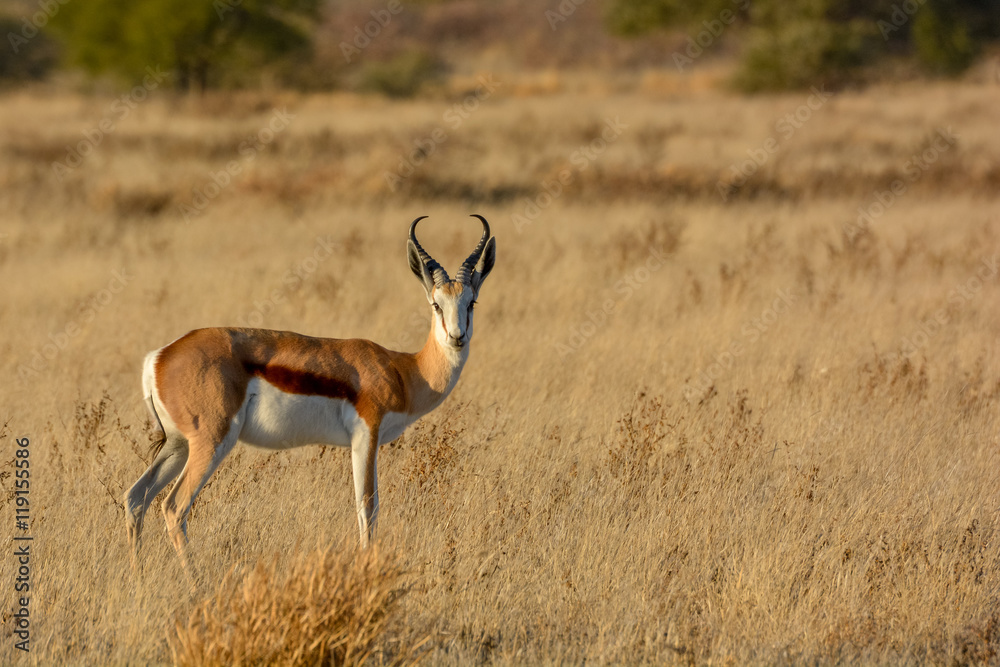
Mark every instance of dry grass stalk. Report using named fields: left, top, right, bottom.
left=168, top=546, right=413, bottom=667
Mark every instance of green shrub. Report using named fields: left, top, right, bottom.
left=607, top=0, right=707, bottom=37
left=46, top=0, right=321, bottom=91
left=734, top=18, right=870, bottom=92
left=0, top=17, right=59, bottom=86
left=912, top=3, right=977, bottom=74
left=358, top=50, right=443, bottom=98
left=609, top=0, right=1000, bottom=90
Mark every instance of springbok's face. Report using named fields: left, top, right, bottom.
left=428, top=281, right=477, bottom=350
left=407, top=214, right=496, bottom=353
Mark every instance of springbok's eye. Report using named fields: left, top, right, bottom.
left=432, top=303, right=442, bottom=313
left=469, top=300, right=477, bottom=310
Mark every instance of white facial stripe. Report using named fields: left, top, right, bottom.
left=432, top=282, right=476, bottom=345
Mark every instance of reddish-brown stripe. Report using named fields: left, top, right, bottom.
left=245, top=362, right=359, bottom=404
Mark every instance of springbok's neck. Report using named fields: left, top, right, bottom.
left=409, top=327, right=469, bottom=414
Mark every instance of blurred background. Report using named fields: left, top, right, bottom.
left=3, top=0, right=1000, bottom=93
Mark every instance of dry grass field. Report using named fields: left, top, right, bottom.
left=2, top=73, right=1000, bottom=664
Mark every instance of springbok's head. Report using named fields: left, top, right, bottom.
left=407, top=214, right=496, bottom=351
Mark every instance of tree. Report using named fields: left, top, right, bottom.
left=606, top=0, right=1000, bottom=91
left=1, top=17, right=60, bottom=86
left=730, top=0, right=873, bottom=92
left=48, top=0, right=321, bottom=90
left=606, top=0, right=736, bottom=37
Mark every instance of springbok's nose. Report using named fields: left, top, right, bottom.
left=449, top=332, right=465, bottom=346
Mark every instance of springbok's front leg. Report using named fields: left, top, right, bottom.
left=351, top=421, right=380, bottom=548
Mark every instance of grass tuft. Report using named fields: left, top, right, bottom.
left=168, top=546, right=416, bottom=667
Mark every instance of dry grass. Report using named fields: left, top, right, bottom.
left=168, top=546, right=414, bottom=666
left=1, top=74, right=1000, bottom=665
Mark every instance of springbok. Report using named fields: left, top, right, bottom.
left=124, top=215, right=496, bottom=575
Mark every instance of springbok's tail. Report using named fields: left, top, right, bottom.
left=145, top=393, right=167, bottom=459
left=142, top=351, right=167, bottom=459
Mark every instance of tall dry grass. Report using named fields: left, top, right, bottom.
left=1, top=75, right=1000, bottom=664
left=168, top=547, right=415, bottom=666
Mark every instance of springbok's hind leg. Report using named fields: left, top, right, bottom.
left=161, top=409, right=245, bottom=588
left=124, top=436, right=188, bottom=571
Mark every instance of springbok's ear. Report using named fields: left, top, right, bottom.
left=407, top=240, right=435, bottom=297
left=471, top=236, right=496, bottom=295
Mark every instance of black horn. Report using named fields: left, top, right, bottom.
left=408, top=216, right=449, bottom=286
left=455, top=214, right=491, bottom=285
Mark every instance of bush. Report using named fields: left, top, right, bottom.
left=912, top=3, right=977, bottom=74
left=0, top=17, right=59, bottom=86
left=47, top=0, right=321, bottom=91
left=168, top=546, right=414, bottom=666
left=608, top=0, right=1000, bottom=90
left=358, top=50, right=444, bottom=98
left=734, top=18, right=871, bottom=92
left=605, top=0, right=717, bottom=36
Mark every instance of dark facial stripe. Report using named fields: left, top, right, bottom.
left=245, top=362, right=359, bottom=404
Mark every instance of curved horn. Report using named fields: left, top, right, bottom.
left=455, top=214, right=491, bottom=285
left=409, top=216, right=449, bottom=286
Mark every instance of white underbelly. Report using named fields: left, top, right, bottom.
left=378, top=411, right=416, bottom=445
left=238, top=378, right=355, bottom=450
